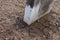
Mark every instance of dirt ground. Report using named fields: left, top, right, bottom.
left=0, top=0, right=60, bottom=40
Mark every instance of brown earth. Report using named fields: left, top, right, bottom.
left=0, top=0, right=60, bottom=40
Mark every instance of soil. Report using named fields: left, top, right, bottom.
left=0, top=0, right=60, bottom=40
